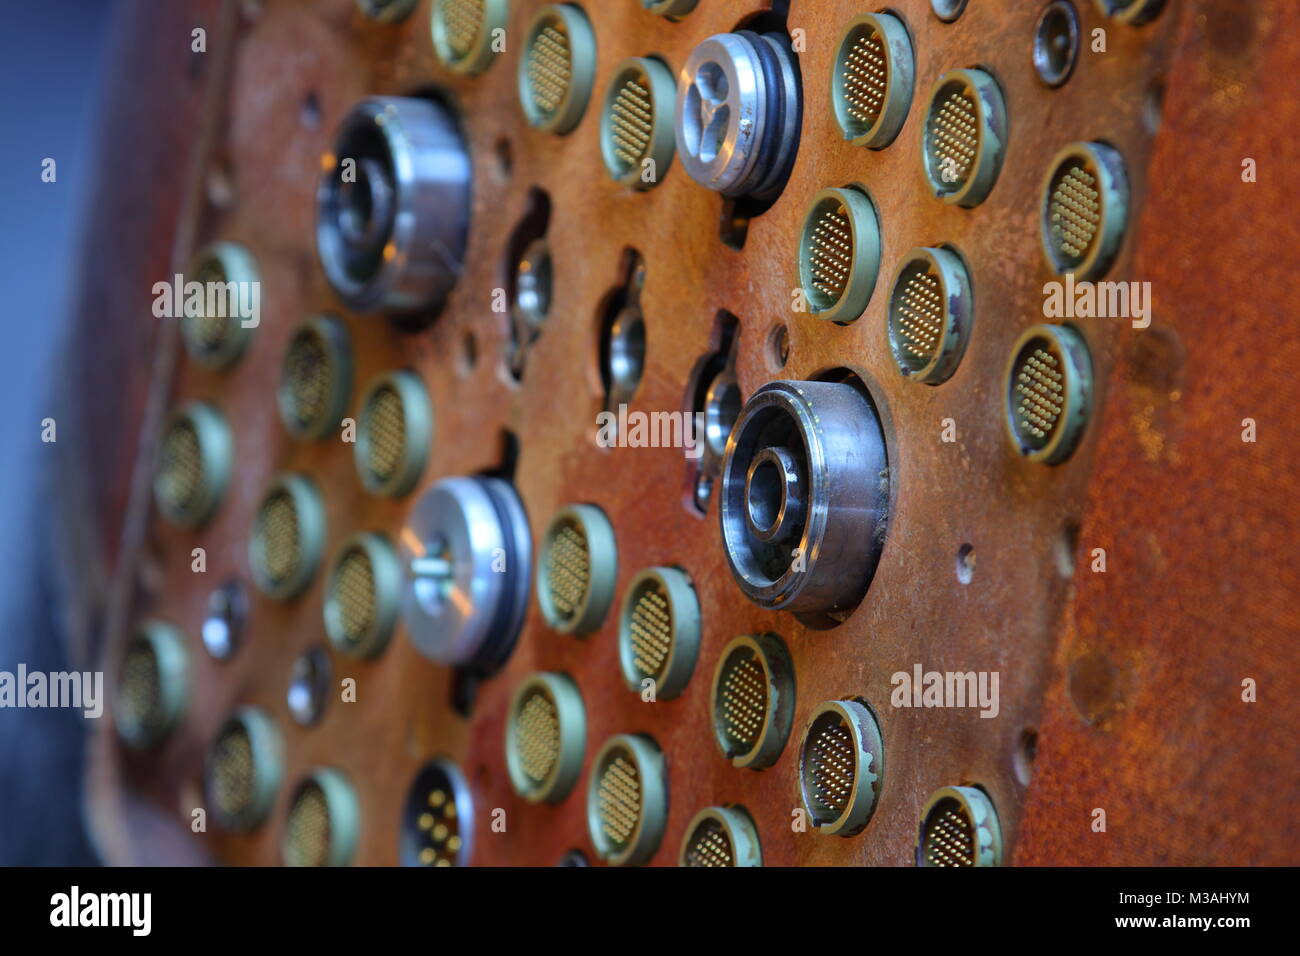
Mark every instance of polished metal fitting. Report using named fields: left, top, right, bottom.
left=316, top=96, right=471, bottom=315
left=675, top=31, right=802, bottom=201
left=398, top=476, right=532, bottom=673
left=719, top=380, right=889, bottom=613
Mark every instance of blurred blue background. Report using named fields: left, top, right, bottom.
left=0, top=0, right=122, bottom=865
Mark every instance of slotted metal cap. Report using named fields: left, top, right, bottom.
left=325, top=532, right=401, bottom=658
left=586, top=734, right=667, bottom=866
left=917, top=785, right=1003, bottom=867
left=355, top=370, right=432, bottom=497
left=798, top=186, right=881, bottom=323
left=205, top=706, right=283, bottom=832
left=679, top=806, right=762, bottom=867
left=179, top=241, right=259, bottom=370
left=249, top=473, right=327, bottom=600
left=537, top=504, right=617, bottom=636
left=1005, top=323, right=1094, bottom=465
left=618, top=567, right=701, bottom=700
left=431, top=0, right=509, bottom=76
left=400, top=757, right=473, bottom=867
left=282, top=769, right=360, bottom=867
left=1041, top=141, right=1130, bottom=280
left=921, top=68, right=1007, bottom=207
left=506, top=672, right=587, bottom=804
left=114, top=621, right=189, bottom=750
left=887, top=246, right=973, bottom=385
left=798, top=699, right=885, bottom=837
left=153, top=401, right=232, bottom=529
left=831, top=13, right=914, bottom=149
left=518, top=4, right=597, bottom=135
left=600, top=57, right=676, bottom=190
left=278, top=316, right=353, bottom=440
left=711, top=633, right=795, bottom=771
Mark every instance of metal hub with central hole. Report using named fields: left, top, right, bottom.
left=719, top=379, right=889, bottom=614
left=398, top=476, right=531, bottom=672
left=316, top=96, right=471, bottom=314
left=675, top=31, right=802, bottom=201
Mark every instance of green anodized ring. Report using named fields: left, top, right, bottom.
left=617, top=566, right=701, bottom=700
left=798, top=699, right=885, bottom=837
left=1040, top=141, right=1130, bottom=281
left=249, top=473, right=327, bottom=600
left=431, top=0, right=509, bottom=76
left=354, top=369, right=433, bottom=497
left=921, top=68, right=1007, bottom=208
left=586, top=733, right=667, bottom=866
left=518, top=4, right=597, bottom=135
left=282, top=768, right=361, bottom=867
left=505, top=671, right=587, bottom=804
left=324, top=532, right=402, bottom=658
left=537, top=504, right=618, bottom=637
left=798, top=186, right=882, bottom=323
left=1004, top=323, right=1094, bottom=465
left=600, top=56, right=677, bottom=190
left=887, top=245, right=974, bottom=385
left=277, top=315, right=353, bottom=441
left=206, top=705, right=284, bottom=832
left=831, top=13, right=915, bottom=149
left=710, top=632, right=795, bottom=771
left=916, top=785, right=1003, bottom=866
left=114, top=620, right=190, bottom=750
left=679, top=805, right=763, bottom=867
left=642, top=0, right=698, bottom=19
left=154, top=400, right=233, bottom=529
left=180, top=240, right=260, bottom=370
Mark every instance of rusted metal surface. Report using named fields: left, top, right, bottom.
left=70, top=0, right=1295, bottom=866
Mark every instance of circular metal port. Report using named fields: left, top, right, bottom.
left=831, top=13, right=915, bottom=149
left=600, top=56, right=677, bottom=190
left=720, top=379, right=889, bottom=614
left=180, top=241, right=259, bottom=370
left=506, top=672, right=587, bottom=804
left=518, top=4, right=597, bottom=135
left=1041, top=141, right=1129, bottom=280
left=354, top=369, right=432, bottom=498
left=537, top=504, right=618, bottom=636
left=401, top=757, right=474, bottom=866
left=643, top=0, right=698, bottom=19
left=114, top=620, right=189, bottom=750
left=797, top=186, right=881, bottom=323
left=514, top=238, right=553, bottom=331
left=431, top=0, right=509, bottom=76
left=617, top=567, right=701, bottom=700
left=921, top=68, right=1007, bottom=207
left=931, top=0, right=969, bottom=21
left=887, top=245, right=973, bottom=385
left=679, top=806, right=762, bottom=867
left=675, top=31, right=802, bottom=201
left=917, top=785, right=1003, bottom=867
left=249, top=473, right=327, bottom=600
left=316, top=96, right=470, bottom=314
left=278, top=315, right=353, bottom=440
left=1033, top=1, right=1080, bottom=88
left=205, top=706, right=284, bottom=832
left=201, top=579, right=247, bottom=660
left=798, top=699, right=885, bottom=837
left=287, top=647, right=332, bottom=727
left=324, top=532, right=402, bottom=659
left=1005, top=324, right=1094, bottom=465
left=711, top=632, right=795, bottom=771
left=282, top=768, right=361, bottom=867
left=153, top=400, right=232, bottom=529
left=399, top=476, right=532, bottom=672
left=1094, top=0, right=1165, bottom=25
left=586, top=734, right=667, bottom=867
